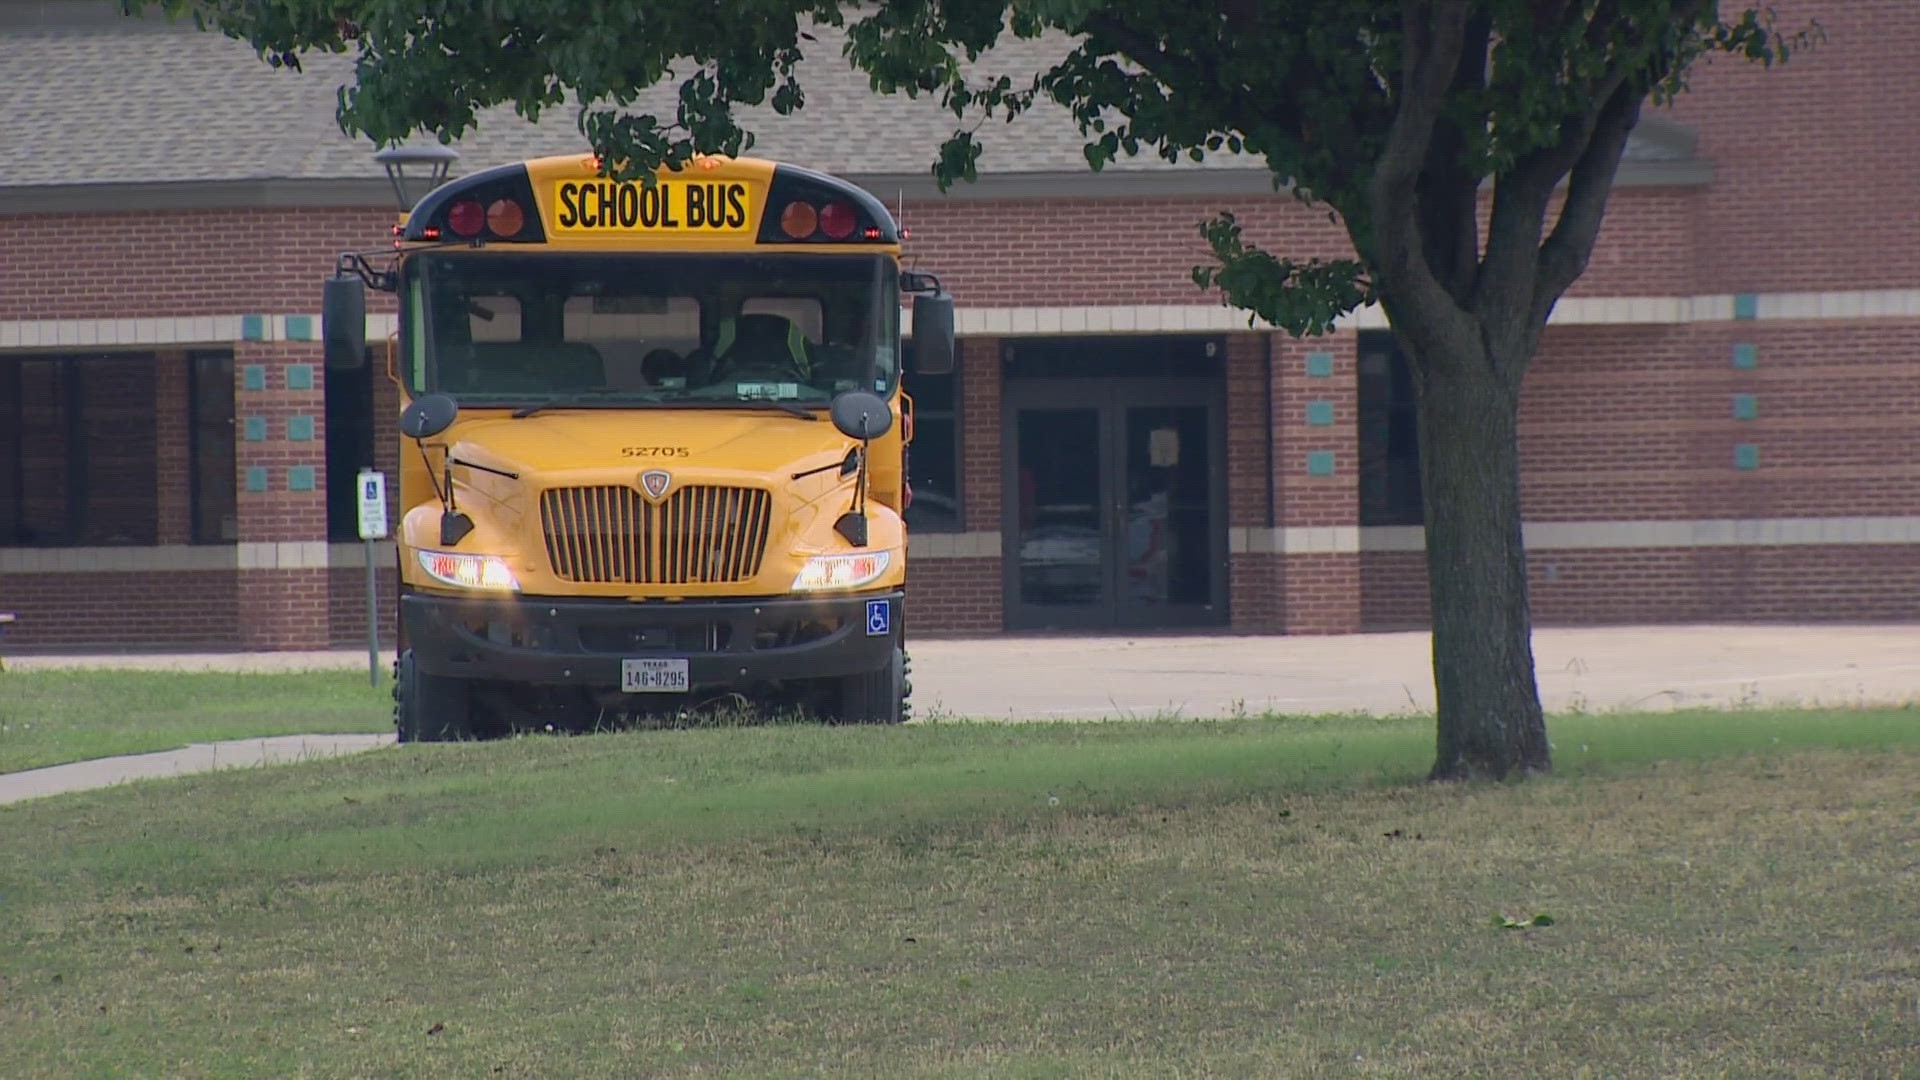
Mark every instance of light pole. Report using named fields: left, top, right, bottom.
left=372, top=144, right=460, bottom=210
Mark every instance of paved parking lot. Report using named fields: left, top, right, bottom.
left=910, top=624, right=1920, bottom=719
left=11, top=623, right=1919, bottom=718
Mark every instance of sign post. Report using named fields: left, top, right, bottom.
left=356, top=469, right=390, bottom=688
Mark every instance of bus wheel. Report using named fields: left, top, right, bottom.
left=393, top=648, right=477, bottom=743
left=833, top=646, right=907, bottom=725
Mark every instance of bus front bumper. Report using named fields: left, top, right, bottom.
left=401, top=589, right=903, bottom=689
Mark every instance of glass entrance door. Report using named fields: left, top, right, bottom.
left=1005, top=381, right=1226, bottom=630
left=1009, top=406, right=1108, bottom=622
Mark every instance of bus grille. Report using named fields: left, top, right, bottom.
left=539, top=485, right=772, bottom=585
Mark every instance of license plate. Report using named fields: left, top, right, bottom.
left=621, top=658, right=689, bottom=693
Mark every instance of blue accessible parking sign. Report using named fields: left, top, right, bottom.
left=865, top=599, right=890, bottom=637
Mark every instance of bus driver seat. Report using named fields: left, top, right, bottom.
left=712, top=313, right=811, bottom=382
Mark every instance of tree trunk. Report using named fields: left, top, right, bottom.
left=1416, top=354, right=1551, bottom=781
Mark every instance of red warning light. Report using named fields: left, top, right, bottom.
left=447, top=197, right=485, bottom=238
left=819, top=201, right=857, bottom=240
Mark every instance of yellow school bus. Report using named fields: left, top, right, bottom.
left=322, top=151, right=955, bottom=740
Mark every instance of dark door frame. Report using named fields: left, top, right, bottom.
left=1001, top=376, right=1230, bottom=631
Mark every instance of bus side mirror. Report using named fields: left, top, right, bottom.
left=399, top=392, right=459, bottom=440
left=323, top=275, right=367, bottom=371
left=910, top=291, right=955, bottom=376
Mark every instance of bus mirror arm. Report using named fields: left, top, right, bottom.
left=334, top=251, right=398, bottom=293
left=828, top=390, right=894, bottom=549
left=405, top=438, right=474, bottom=547
left=437, top=453, right=475, bottom=547
left=398, top=392, right=473, bottom=546
left=833, top=438, right=870, bottom=548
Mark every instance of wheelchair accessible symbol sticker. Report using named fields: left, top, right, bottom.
left=865, top=599, right=891, bottom=637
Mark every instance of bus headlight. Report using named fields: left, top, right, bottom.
left=791, top=550, right=892, bottom=592
left=417, top=550, right=520, bottom=591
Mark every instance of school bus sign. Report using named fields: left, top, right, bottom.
left=551, top=178, right=754, bottom=234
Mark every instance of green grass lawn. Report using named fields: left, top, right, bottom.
left=2, top=706, right=1917, bottom=1076
left=0, top=670, right=393, bottom=773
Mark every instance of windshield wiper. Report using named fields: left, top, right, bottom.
left=512, top=397, right=820, bottom=420
left=511, top=395, right=591, bottom=419
left=510, top=393, right=657, bottom=419
left=711, top=401, right=821, bottom=421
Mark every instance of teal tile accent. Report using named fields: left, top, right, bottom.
left=288, top=465, right=317, bottom=492
left=241, top=314, right=266, bottom=341
left=245, top=466, right=268, bottom=493
left=242, top=364, right=266, bottom=391
left=1732, top=343, right=1758, bottom=370
left=283, top=315, right=314, bottom=341
left=243, top=416, right=266, bottom=441
left=1733, top=293, right=1758, bottom=320
left=1733, top=443, right=1760, bottom=470
left=1306, top=450, right=1336, bottom=477
left=287, top=414, right=315, bottom=441
left=286, top=364, right=314, bottom=391
left=1305, top=400, right=1335, bottom=426
left=1304, top=352, right=1335, bottom=378
left=1732, top=394, right=1758, bottom=421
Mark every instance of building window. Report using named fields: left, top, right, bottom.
left=1357, top=332, right=1423, bottom=526
left=903, top=338, right=962, bottom=533
left=0, top=352, right=159, bottom=545
left=188, top=350, right=239, bottom=543
left=325, top=348, right=377, bottom=542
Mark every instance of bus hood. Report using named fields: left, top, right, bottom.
left=442, top=409, right=860, bottom=483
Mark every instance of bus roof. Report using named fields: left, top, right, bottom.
left=396, top=152, right=902, bottom=252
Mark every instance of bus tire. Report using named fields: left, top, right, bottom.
left=394, top=648, right=476, bottom=743
left=833, top=645, right=907, bottom=725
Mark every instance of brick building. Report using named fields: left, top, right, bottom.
left=2, top=0, right=1916, bottom=652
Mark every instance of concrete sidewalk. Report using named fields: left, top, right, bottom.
left=0, top=733, right=393, bottom=806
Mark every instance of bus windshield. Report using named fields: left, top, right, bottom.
left=404, top=251, right=899, bottom=409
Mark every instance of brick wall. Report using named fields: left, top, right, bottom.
left=1, top=184, right=1699, bottom=327
left=232, top=343, right=329, bottom=543
left=232, top=342, right=332, bottom=648
left=1363, top=544, right=1920, bottom=630
left=1365, top=314, right=1920, bottom=630
left=957, top=337, right=1003, bottom=533
left=1271, top=331, right=1363, bottom=633
left=328, top=561, right=399, bottom=647
left=1664, top=0, right=1920, bottom=294
left=0, top=570, right=239, bottom=650
left=0, top=207, right=398, bottom=321
left=906, top=558, right=1002, bottom=634
left=1519, top=321, right=1920, bottom=522
left=895, top=187, right=1696, bottom=309
left=1225, top=334, right=1282, bottom=632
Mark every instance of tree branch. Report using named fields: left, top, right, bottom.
left=1366, top=0, right=1478, bottom=350
left=1417, top=10, right=1491, bottom=305
left=1533, top=77, right=1642, bottom=320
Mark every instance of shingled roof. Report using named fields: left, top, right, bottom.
left=0, top=0, right=1710, bottom=208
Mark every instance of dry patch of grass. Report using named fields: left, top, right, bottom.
left=2, top=712, right=1917, bottom=1076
